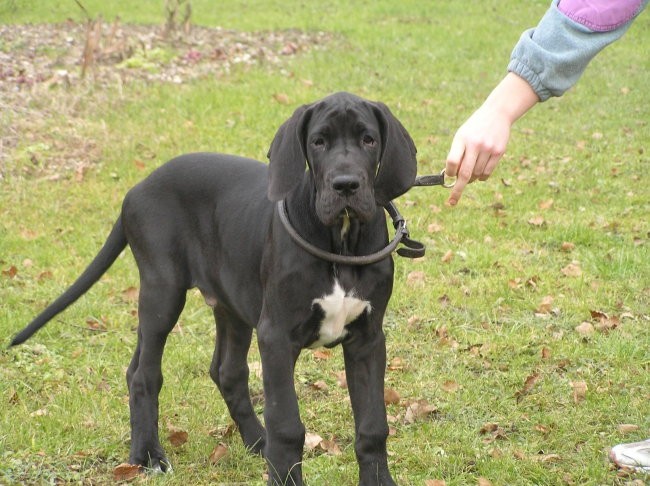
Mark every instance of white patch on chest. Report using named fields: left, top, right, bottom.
left=309, top=280, right=371, bottom=349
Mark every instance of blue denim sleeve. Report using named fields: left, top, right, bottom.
left=508, top=0, right=648, bottom=101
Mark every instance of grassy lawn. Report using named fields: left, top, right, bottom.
left=1, top=1, right=648, bottom=484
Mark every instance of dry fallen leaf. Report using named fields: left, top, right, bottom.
left=537, top=453, right=561, bottom=463
left=208, top=423, right=237, bottom=438
left=570, top=381, right=587, bottom=404
left=480, top=422, right=500, bottom=435
left=319, top=438, right=342, bottom=455
left=590, top=310, right=608, bottom=320
left=312, top=349, right=331, bottom=360
left=595, top=317, right=620, bottom=332
left=441, top=250, right=454, bottom=263
left=304, top=432, right=323, bottom=451
left=534, top=424, right=550, bottom=435
left=538, top=199, right=554, bottom=210
left=404, top=399, right=438, bottom=424
left=561, top=262, right=582, bottom=277
left=86, top=318, right=107, bottom=331
left=209, top=443, right=228, bottom=464
left=281, top=42, right=299, bottom=55
left=334, top=370, right=347, bottom=389
left=441, top=380, right=460, bottom=393
left=480, top=422, right=508, bottom=443
left=478, top=478, right=494, bottom=486
left=37, top=270, right=53, bottom=281
left=575, top=321, right=594, bottom=337
left=113, top=463, right=143, bottom=481
left=515, top=372, right=540, bottom=401
left=435, top=325, right=459, bottom=349
left=388, top=356, right=405, bottom=371
left=428, top=222, right=443, bottom=233
left=122, top=286, right=139, bottom=302
left=273, top=93, right=290, bottom=104
left=2, top=266, right=18, bottom=278
left=536, top=295, right=554, bottom=315
left=311, top=380, right=328, bottom=392
left=168, top=430, right=189, bottom=447
left=406, top=271, right=427, bottom=286
left=528, top=215, right=545, bottom=227
left=425, top=480, right=447, bottom=486
left=617, top=424, right=640, bottom=434
left=560, top=242, right=575, bottom=252
left=438, top=294, right=450, bottom=307
left=384, top=388, right=401, bottom=405
left=489, top=448, right=503, bottom=458
left=407, top=315, right=421, bottom=328
left=590, top=310, right=621, bottom=332
left=513, top=449, right=527, bottom=460
left=249, top=361, right=263, bottom=379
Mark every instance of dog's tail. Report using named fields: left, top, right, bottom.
left=10, top=216, right=128, bottom=346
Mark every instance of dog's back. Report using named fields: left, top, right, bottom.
left=122, top=153, right=274, bottom=326
left=11, top=153, right=273, bottom=345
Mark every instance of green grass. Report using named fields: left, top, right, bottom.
left=1, top=1, right=649, bottom=484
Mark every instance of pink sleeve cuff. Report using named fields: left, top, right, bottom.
left=557, top=0, right=644, bottom=31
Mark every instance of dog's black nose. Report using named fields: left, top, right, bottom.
left=332, top=175, right=360, bottom=195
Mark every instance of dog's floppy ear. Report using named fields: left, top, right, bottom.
left=267, top=104, right=313, bottom=201
left=371, top=102, right=418, bottom=205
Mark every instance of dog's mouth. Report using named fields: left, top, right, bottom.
left=317, top=198, right=375, bottom=227
left=338, top=207, right=358, bottom=221
left=336, top=207, right=356, bottom=237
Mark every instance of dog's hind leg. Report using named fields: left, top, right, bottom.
left=126, top=281, right=186, bottom=472
left=210, top=306, right=266, bottom=454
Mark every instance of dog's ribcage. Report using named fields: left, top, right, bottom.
left=309, top=280, right=371, bottom=348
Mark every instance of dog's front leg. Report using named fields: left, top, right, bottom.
left=257, top=317, right=305, bottom=486
left=343, top=329, right=397, bottom=486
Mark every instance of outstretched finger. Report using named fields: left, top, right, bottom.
left=447, top=147, right=478, bottom=206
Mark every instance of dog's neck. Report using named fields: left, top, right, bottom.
left=330, top=211, right=361, bottom=257
left=284, top=182, right=366, bottom=258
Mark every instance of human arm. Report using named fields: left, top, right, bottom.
left=445, top=0, right=648, bottom=206
left=445, top=72, right=538, bottom=206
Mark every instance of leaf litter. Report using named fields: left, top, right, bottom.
left=0, top=21, right=332, bottom=179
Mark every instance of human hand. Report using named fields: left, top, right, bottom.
left=444, top=72, right=539, bottom=206
left=444, top=105, right=511, bottom=206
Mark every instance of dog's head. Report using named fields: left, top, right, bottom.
left=267, top=92, right=417, bottom=227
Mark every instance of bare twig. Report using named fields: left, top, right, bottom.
left=73, top=0, right=91, bottom=21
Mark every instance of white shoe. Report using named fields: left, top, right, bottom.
left=610, top=438, right=650, bottom=473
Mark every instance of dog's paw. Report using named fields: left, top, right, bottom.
left=148, top=459, right=173, bottom=474
left=358, top=462, right=396, bottom=486
left=129, top=447, right=172, bottom=474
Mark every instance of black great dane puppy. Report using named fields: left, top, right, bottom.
left=11, top=92, right=418, bottom=485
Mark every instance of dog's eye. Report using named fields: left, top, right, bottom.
left=362, top=135, right=376, bottom=147
left=312, top=137, right=325, bottom=148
